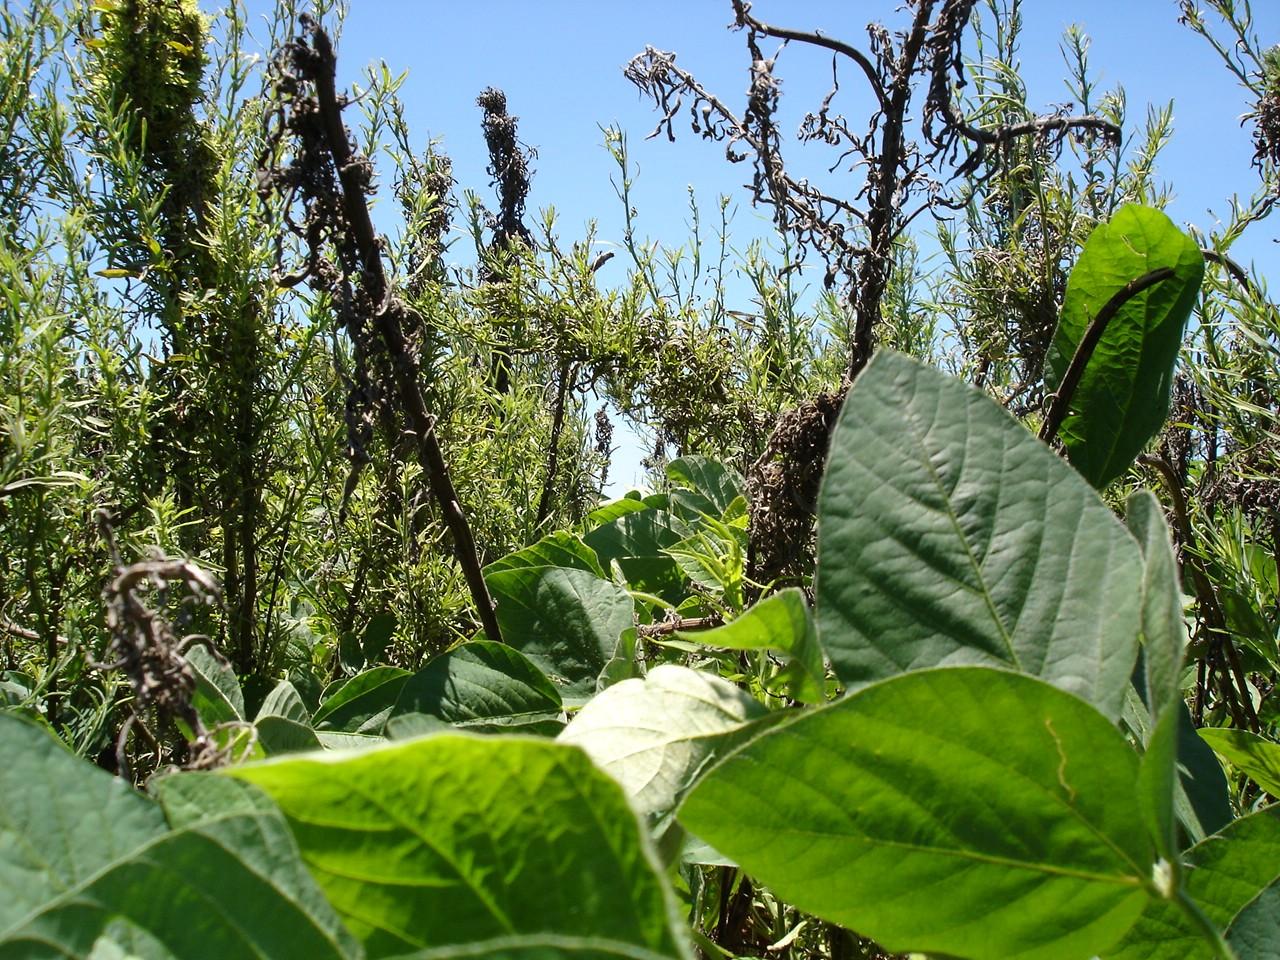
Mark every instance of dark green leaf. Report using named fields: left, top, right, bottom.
left=817, top=350, right=1143, bottom=720
left=0, top=714, right=356, bottom=958
left=486, top=566, right=635, bottom=702
left=1044, top=205, right=1204, bottom=487
left=313, top=665, right=410, bottom=734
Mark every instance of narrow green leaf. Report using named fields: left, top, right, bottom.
left=679, top=667, right=1154, bottom=960
left=0, top=714, right=356, bottom=959
left=1198, top=728, right=1280, bottom=797
left=229, top=734, right=693, bottom=960
left=1044, top=205, right=1204, bottom=487
left=677, top=588, right=825, bottom=703
left=817, top=350, right=1143, bottom=720
left=486, top=566, right=635, bottom=702
left=1128, top=491, right=1188, bottom=862
left=559, top=665, right=770, bottom=814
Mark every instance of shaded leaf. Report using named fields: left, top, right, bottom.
left=1198, top=728, right=1280, bottom=797
left=817, top=350, right=1142, bottom=720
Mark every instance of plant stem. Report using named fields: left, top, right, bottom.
left=1176, top=887, right=1239, bottom=960
left=1039, top=266, right=1175, bottom=445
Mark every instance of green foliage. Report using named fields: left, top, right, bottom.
left=227, top=734, right=693, bottom=960
left=1044, top=205, right=1205, bottom=487
left=816, top=350, right=1142, bottom=720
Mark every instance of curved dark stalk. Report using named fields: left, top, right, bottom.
left=305, top=24, right=502, bottom=645
left=1039, top=267, right=1175, bottom=445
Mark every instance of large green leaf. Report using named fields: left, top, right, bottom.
left=393, top=640, right=563, bottom=734
left=228, top=734, right=692, bottom=960
left=558, top=665, right=769, bottom=814
left=584, top=507, right=683, bottom=567
left=1105, top=806, right=1280, bottom=960
left=678, top=667, right=1155, bottom=960
left=0, top=713, right=356, bottom=959
left=1043, top=205, right=1204, bottom=488
left=1198, top=728, right=1280, bottom=797
left=677, top=588, right=825, bottom=703
left=486, top=566, right=636, bottom=702
left=817, top=350, right=1143, bottom=720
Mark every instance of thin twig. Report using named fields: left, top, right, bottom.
left=1039, top=267, right=1176, bottom=445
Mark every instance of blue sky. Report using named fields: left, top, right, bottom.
left=248, top=1, right=1279, bottom=490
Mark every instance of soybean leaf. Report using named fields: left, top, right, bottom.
left=0, top=713, right=356, bottom=959
left=585, top=507, right=683, bottom=567
left=1105, top=805, right=1280, bottom=960
left=1198, top=728, right=1280, bottom=797
left=486, top=566, right=635, bottom=703
left=257, top=679, right=311, bottom=724
left=186, top=642, right=244, bottom=725
left=361, top=612, right=397, bottom=663
left=313, top=665, right=410, bottom=734
left=484, top=531, right=606, bottom=578
left=677, top=588, right=825, bottom=703
left=393, top=640, right=563, bottom=735
left=559, top=665, right=770, bottom=814
left=1129, top=490, right=1188, bottom=861
left=666, top=456, right=744, bottom=517
left=678, top=667, right=1155, bottom=960
left=256, top=714, right=324, bottom=755
left=229, top=734, right=693, bottom=960
left=1044, top=205, right=1204, bottom=488
left=1227, top=881, right=1280, bottom=960
left=817, top=350, right=1142, bottom=720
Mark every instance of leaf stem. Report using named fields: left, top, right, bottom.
left=1176, top=886, right=1239, bottom=960
left=1039, top=267, right=1175, bottom=446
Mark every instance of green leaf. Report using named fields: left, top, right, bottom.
left=1198, top=728, right=1280, bottom=797
left=665, top=457, right=744, bottom=517
left=817, top=350, right=1143, bottom=720
left=186, top=642, right=244, bottom=725
left=1227, top=880, right=1280, bottom=960
left=393, top=640, right=563, bottom=734
left=1128, top=491, right=1188, bottom=862
left=678, top=667, right=1154, bottom=960
left=1044, top=205, right=1205, bottom=488
left=0, top=714, right=356, bottom=958
left=559, top=665, right=770, bottom=814
left=677, top=588, right=825, bottom=703
left=585, top=507, right=683, bottom=566
left=228, top=734, right=693, bottom=960
left=361, top=612, right=398, bottom=663
left=256, top=714, right=324, bottom=755
left=486, top=566, right=636, bottom=703
left=313, top=665, right=410, bottom=733
left=484, top=531, right=606, bottom=578
left=1105, top=806, right=1280, bottom=960
left=257, top=679, right=311, bottom=724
